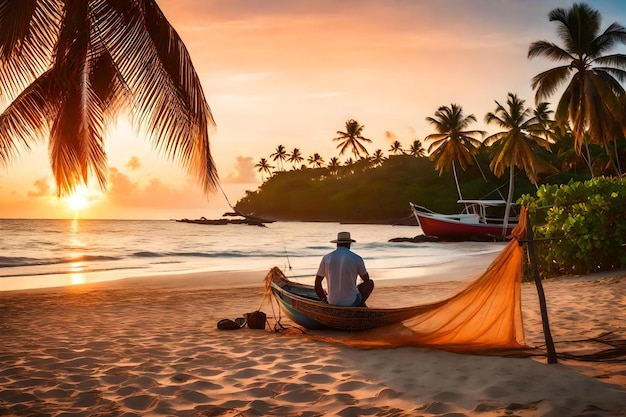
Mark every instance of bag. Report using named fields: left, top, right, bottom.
left=217, top=318, right=241, bottom=330
left=245, top=311, right=267, bottom=329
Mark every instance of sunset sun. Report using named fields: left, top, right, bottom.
left=67, top=193, right=88, bottom=211
left=65, top=187, right=92, bottom=214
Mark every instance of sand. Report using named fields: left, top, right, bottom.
left=1, top=266, right=625, bottom=416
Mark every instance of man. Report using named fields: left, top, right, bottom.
left=314, top=231, right=374, bottom=307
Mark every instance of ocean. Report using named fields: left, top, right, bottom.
left=0, top=219, right=505, bottom=291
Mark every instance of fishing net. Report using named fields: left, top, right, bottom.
left=277, top=207, right=529, bottom=353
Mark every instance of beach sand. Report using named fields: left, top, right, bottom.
left=1, top=263, right=625, bottom=416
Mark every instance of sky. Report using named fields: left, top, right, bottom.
left=1, top=0, right=625, bottom=219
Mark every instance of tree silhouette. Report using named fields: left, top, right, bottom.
left=255, top=158, right=274, bottom=181
left=270, top=144, right=288, bottom=171
left=425, top=104, right=485, bottom=200
left=333, top=119, right=372, bottom=159
left=409, top=140, right=426, bottom=157
left=371, top=149, right=385, bottom=166
left=389, top=140, right=404, bottom=155
left=287, top=148, right=304, bottom=169
left=307, top=153, right=325, bottom=168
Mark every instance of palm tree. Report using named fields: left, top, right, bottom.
left=484, top=93, right=555, bottom=232
left=409, top=140, right=426, bottom=157
left=0, top=0, right=216, bottom=196
left=370, top=149, right=385, bottom=166
left=255, top=158, right=273, bottom=181
left=388, top=140, right=404, bottom=155
left=425, top=104, right=485, bottom=200
left=307, top=153, right=324, bottom=168
left=333, top=119, right=372, bottom=159
left=270, top=144, right=288, bottom=171
left=327, top=157, right=341, bottom=174
left=287, top=148, right=304, bottom=169
left=528, top=3, right=626, bottom=174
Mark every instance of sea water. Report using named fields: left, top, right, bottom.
left=0, top=219, right=505, bottom=291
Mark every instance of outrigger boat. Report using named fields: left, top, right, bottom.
left=266, top=267, right=430, bottom=331
left=409, top=200, right=517, bottom=239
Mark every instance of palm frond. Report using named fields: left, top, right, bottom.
left=0, top=70, right=52, bottom=166
left=530, top=66, right=572, bottom=101
left=0, top=0, right=60, bottom=100
left=528, top=40, right=572, bottom=62
left=94, top=0, right=217, bottom=194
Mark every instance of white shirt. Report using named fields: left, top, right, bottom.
left=316, top=247, right=368, bottom=306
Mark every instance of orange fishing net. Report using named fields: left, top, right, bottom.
left=302, top=207, right=528, bottom=353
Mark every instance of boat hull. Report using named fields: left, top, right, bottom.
left=268, top=268, right=426, bottom=331
left=410, top=202, right=516, bottom=239
left=415, top=212, right=515, bottom=238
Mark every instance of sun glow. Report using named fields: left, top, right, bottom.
left=67, top=193, right=88, bottom=211
left=64, top=186, right=100, bottom=217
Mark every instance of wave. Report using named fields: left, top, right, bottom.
left=0, top=255, right=120, bottom=269
left=131, top=250, right=283, bottom=259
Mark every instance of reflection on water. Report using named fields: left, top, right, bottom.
left=69, top=220, right=86, bottom=285
left=70, top=272, right=86, bottom=285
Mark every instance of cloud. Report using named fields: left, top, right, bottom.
left=125, top=156, right=142, bottom=170
left=107, top=167, right=206, bottom=209
left=27, top=177, right=52, bottom=197
left=224, top=156, right=257, bottom=183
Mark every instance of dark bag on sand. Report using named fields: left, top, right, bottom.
left=217, top=318, right=241, bottom=330
left=245, top=311, right=267, bottom=329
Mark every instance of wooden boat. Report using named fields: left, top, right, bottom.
left=266, top=267, right=428, bottom=331
left=409, top=200, right=517, bottom=239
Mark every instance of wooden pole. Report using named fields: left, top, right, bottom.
left=525, top=210, right=558, bottom=364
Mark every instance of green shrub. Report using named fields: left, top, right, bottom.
left=519, top=177, right=626, bottom=277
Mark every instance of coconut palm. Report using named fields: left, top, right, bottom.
left=270, top=144, right=288, bottom=171
left=528, top=2, right=626, bottom=174
left=255, top=158, right=274, bottom=181
left=388, top=140, right=404, bottom=155
left=327, top=157, right=341, bottom=174
left=409, top=140, right=426, bottom=157
left=333, top=119, right=372, bottom=159
left=484, top=93, right=555, bottom=232
left=425, top=104, right=485, bottom=200
left=287, top=148, right=304, bottom=169
left=370, top=149, right=385, bottom=166
left=307, top=153, right=324, bottom=168
left=0, top=0, right=216, bottom=196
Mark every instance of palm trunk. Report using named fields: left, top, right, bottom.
left=502, top=164, right=515, bottom=237
left=608, top=140, right=622, bottom=176
left=452, top=162, right=463, bottom=201
left=583, top=139, right=594, bottom=177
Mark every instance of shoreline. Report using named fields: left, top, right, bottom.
left=1, top=264, right=625, bottom=415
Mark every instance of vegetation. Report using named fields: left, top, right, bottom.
left=236, top=154, right=570, bottom=223
left=484, top=93, right=555, bottom=228
left=425, top=103, right=485, bottom=201
left=528, top=3, right=626, bottom=176
left=520, top=177, right=626, bottom=277
left=0, top=1, right=216, bottom=196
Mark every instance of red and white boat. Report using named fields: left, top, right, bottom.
left=409, top=200, right=518, bottom=240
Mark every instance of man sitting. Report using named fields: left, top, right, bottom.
left=314, top=231, right=374, bottom=307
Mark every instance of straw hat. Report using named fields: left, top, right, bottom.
left=331, top=231, right=356, bottom=243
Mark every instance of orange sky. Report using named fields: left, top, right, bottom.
left=1, top=0, right=625, bottom=219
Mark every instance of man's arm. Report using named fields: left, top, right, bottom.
left=314, top=275, right=327, bottom=301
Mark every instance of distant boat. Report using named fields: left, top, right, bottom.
left=409, top=200, right=517, bottom=240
